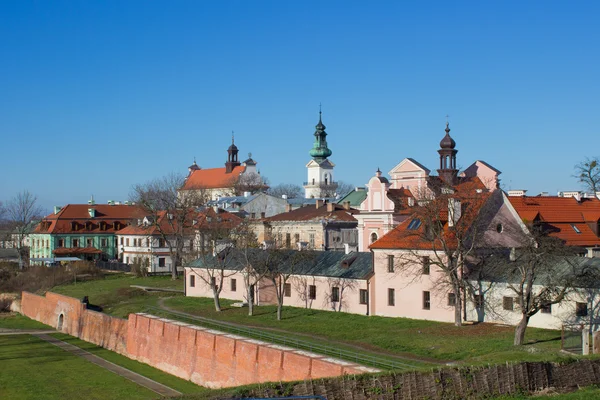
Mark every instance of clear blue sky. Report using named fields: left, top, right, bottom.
left=1, top=1, right=598, bottom=211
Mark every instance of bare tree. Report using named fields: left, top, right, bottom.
left=234, top=172, right=269, bottom=195
left=291, top=275, right=316, bottom=309
left=131, top=173, right=209, bottom=280
left=324, top=277, right=358, bottom=312
left=497, top=232, right=587, bottom=346
left=320, top=180, right=355, bottom=198
left=388, top=186, right=509, bottom=326
left=5, top=190, right=43, bottom=269
left=253, top=249, right=316, bottom=320
left=574, top=157, right=600, bottom=193
left=268, top=183, right=303, bottom=199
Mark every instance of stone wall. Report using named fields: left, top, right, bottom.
left=126, top=313, right=377, bottom=389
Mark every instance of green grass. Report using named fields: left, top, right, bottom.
left=51, top=274, right=573, bottom=368
left=0, top=334, right=159, bottom=400
left=50, top=333, right=209, bottom=395
left=51, top=273, right=184, bottom=318
left=0, top=313, right=53, bottom=330
left=496, top=386, right=600, bottom=399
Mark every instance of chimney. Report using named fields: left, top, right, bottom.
left=316, top=199, right=324, bottom=209
left=107, top=200, right=114, bottom=205
left=285, top=204, right=292, bottom=213
left=53, top=206, right=62, bottom=215
left=343, top=201, right=351, bottom=210
left=281, top=194, right=288, bottom=199
left=244, top=191, right=251, bottom=198
left=507, top=190, right=527, bottom=197
left=326, top=202, right=334, bottom=212
left=448, top=198, right=461, bottom=227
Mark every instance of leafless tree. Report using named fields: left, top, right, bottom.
left=320, top=180, right=355, bottom=198
left=496, top=231, right=588, bottom=346
left=5, top=190, right=43, bottom=269
left=574, top=157, right=600, bottom=193
left=324, top=277, right=358, bottom=312
left=291, top=275, right=316, bottom=309
left=268, top=183, right=303, bottom=199
left=234, top=172, right=269, bottom=195
left=253, top=249, right=317, bottom=320
left=389, top=185, right=511, bottom=326
left=131, top=173, right=209, bottom=280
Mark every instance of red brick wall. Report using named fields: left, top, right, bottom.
left=21, top=291, right=375, bottom=389
left=20, top=291, right=127, bottom=354
left=126, top=313, right=376, bottom=389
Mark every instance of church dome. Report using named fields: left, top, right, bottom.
left=440, top=122, right=456, bottom=149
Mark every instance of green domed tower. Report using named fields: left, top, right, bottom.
left=309, top=111, right=333, bottom=162
left=304, top=107, right=337, bottom=198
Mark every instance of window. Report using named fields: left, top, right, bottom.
left=285, top=233, right=291, bottom=248
left=86, top=238, right=93, bottom=247
left=407, top=219, right=422, bottom=230
left=58, top=239, right=64, bottom=247
left=359, top=289, right=368, bottom=305
left=146, top=238, right=150, bottom=247
left=100, top=238, right=107, bottom=247
left=120, top=237, right=124, bottom=245
left=72, top=239, right=79, bottom=247
left=126, top=238, right=130, bottom=246
left=370, top=232, right=378, bottom=244
left=231, top=279, right=237, bottom=292
left=309, top=233, right=315, bottom=249
left=496, top=223, right=503, bottom=233
left=331, top=287, right=340, bottom=302
left=474, top=294, right=484, bottom=309
left=541, top=303, right=552, bottom=314
left=294, top=233, right=300, bottom=243
left=448, top=292, right=456, bottom=306
left=387, top=255, right=394, bottom=273
left=189, top=275, right=195, bottom=287
left=388, top=288, right=395, bottom=306
left=571, top=224, right=582, bottom=234
left=251, top=212, right=256, bottom=219
left=576, top=302, right=588, bottom=317
left=309, top=285, right=316, bottom=300
left=158, top=258, right=165, bottom=267
left=158, top=238, right=166, bottom=247
left=284, top=283, right=291, bottom=297
left=422, top=256, right=430, bottom=275
left=423, top=291, right=431, bottom=310
left=503, top=296, right=514, bottom=311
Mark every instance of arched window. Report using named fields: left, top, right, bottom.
left=370, top=232, right=378, bottom=244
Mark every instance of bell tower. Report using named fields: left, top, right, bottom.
left=225, top=132, right=241, bottom=173
left=304, top=107, right=337, bottom=198
left=437, top=122, right=459, bottom=185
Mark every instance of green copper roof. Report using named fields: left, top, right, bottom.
left=309, top=111, right=332, bottom=161
left=337, top=188, right=368, bottom=207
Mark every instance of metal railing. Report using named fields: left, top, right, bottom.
left=96, top=260, right=130, bottom=272
left=142, top=306, right=426, bottom=371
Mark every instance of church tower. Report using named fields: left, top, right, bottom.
left=437, top=122, right=459, bottom=185
left=304, top=108, right=337, bottom=198
left=225, top=134, right=241, bottom=173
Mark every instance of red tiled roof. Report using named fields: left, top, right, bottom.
left=116, top=208, right=242, bottom=236
left=265, top=203, right=358, bottom=223
left=53, top=247, right=103, bottom=255
left=181, top=166, right=245, bottom=190
left=34, top=204, right=145, bottom=234
left=508, top=196, right=600, bottom=247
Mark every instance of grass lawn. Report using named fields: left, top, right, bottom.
left=50, top=333, right=209, bottom=395
left=50, top=273, right=184, bottom=318
left=0, top=334, right=159, bottom=400
left=0, top=313, right=53, bottom=330
left=51, top=274, right=575, bottom=368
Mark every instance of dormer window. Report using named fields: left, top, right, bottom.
left=71, top=221, right=79, bottom=231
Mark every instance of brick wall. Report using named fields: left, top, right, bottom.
left=126, top=313, right=377, bottom=389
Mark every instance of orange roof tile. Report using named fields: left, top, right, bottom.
left=265, top=203, right=358, bottom=223
left=181, top=166, right=245, bottom=190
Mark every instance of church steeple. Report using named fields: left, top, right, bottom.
left=437, top=121, right=459, bottom=185
left=225, top=132, right=241, bottom=173
left=309, top=106, right=333, bottom=162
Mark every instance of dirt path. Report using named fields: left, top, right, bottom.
left=156, top=297, right=447, bottom=366
left=34, top=333, right=182, bottom=398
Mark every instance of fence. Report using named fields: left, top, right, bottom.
left=561, top=323, right=587, bottom=354
left=143, top=306, right=429, bottom=372
left=96, top=260, right=131, bottom=272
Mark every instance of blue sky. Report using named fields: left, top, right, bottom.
left=1, top=1, right=598, bottom=211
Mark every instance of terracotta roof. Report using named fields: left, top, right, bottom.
left=53, top=247, right=103, bottom=255
left=34, top=204, right=144, bottom=234
left=181, top=166, right=245, bottom=190
left=508, top=196, right=600, bottom=247
left=264, top=203, right=358, bottom=223
left=116, top=208, right=242, bottom=236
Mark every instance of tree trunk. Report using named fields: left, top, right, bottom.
left=171, top=254, right=179, bottom=280
left=277, top=302, right=282, bottom=321
left=514, top=314, right=529, bottom=345
left=247, top=284, right=254, bottom=316
left=454, top=288, right=463, bottom=327
left=213, top=289, right=221, bottom=312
